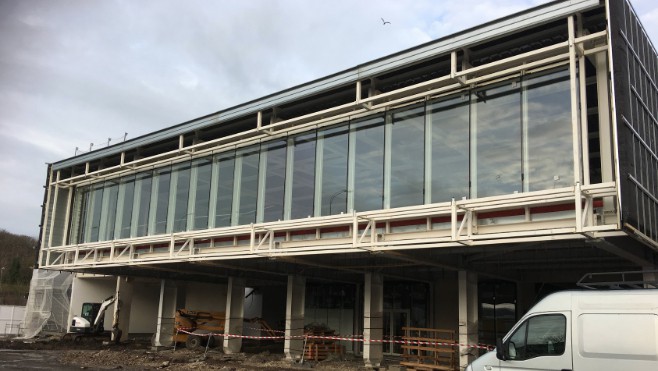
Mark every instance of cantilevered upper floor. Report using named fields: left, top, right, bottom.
left=37, top=0, right=658, bottom=277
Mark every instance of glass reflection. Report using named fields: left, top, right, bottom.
left=390, top=105, right=425, bottom=208
left=117, top=176, right=135, bottom=239
left=319, top=124, right=349, bottom=215
left=70, top=186, right=89, bottom=244
left=473, top=81, right=522, bottom=197
left=525, top=69, right=573, bottom=191
left=172, top=162, right=191, bottom=232
left=237, top=146, right=259, bottom=225
left=134, top=172, right=152, bottom=237
left=215, top=151, right=235, bottom=228
left=102, top=181, right=119, bottom=241
left=262, top=140, right=287, bottom=222
left=154, top=167, right=171, bottom=235
left=192, top=158, right=212, bottom=230
left=429, top=95, right=470, bottom=202
left=352, top=116, right=385, bottom=212
left=291, top=132, right=316, bottom=219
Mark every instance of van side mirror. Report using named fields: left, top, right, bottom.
left=496, top=338, right=508, bottom=360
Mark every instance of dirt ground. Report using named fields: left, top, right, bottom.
left=0, top=337, right=382, bottom=370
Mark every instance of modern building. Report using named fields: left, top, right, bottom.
left=34, top=0, right=657, bottom=368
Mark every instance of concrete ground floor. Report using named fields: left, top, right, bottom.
left=61, top=235, right=657, bottom=369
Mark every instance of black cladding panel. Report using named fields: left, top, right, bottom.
left=609, top=0, right=658, bottom=243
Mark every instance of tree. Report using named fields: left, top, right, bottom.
left=6, top=257, right=22, bottom=284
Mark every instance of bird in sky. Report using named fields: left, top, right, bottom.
left=381, top=17, right=391, bottom=25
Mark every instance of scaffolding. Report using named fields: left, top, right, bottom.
left=20, top=269, right=72, bottom=338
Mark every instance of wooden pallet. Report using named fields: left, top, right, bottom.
left=400, top=327, right=458, bottom=371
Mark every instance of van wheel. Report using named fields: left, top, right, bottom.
left=186, top=335, right=202, bottom=349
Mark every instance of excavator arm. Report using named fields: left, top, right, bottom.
left=93, top=295, right=116, bottom=332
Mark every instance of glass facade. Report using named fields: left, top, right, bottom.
left=429, top=95, right=470, bottom=203
left=524, top=70, right=573, bottom=191
left=214, top=151, right=235, bottom=228
left=153, top=167, right=171, bottom=235
left=318, top=124, right=349, bottom=216
left=352, top=116, right=385, bottom=212
left=290, top=132, right=317, bottom=219
left=69, top=68, right=577, bottom=244
left=236, top=146, right=260, bottom=225
left=260, top=140, right=287, bottom=222
left=191, top=158, right=212, bottom=230
left=390, top=105, right=425, bottom=208
left=473, top=81, right=522, bottom=198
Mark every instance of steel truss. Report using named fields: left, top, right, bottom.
left=42, top=182, right=621, bottom=270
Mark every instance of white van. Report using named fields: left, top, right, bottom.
left=467, top=289, right=658, bottom=371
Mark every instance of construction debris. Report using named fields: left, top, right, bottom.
left=303, top=324, right=345, bottom=362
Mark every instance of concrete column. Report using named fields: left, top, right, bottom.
left=363, top=273, right=383, bottom=368
left=67, top=274, right=83, bottom=331
left=458, top=271, right=478, bottom=370
left=223, top=277, right=246, bottom=353
left=284, top=275, right=306, bottom=360
left=431, top=271, right=459, bottom=332
left=643, top=267, right=658, bottom=288
left=112, top=276, right=134, bottom=343
left=153, top=280, right=181, bottom=347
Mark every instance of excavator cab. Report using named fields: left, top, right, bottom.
left=70, top=295, right=115, bottom=334
left=79, top=302, right=105, bottom=332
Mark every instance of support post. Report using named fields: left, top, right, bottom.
left=458, top=271, right=478, bottom=369
left=643, top=268, right=658, bottom=289
left=223, top=277, right=246, bottom=353
left=284, top=275, right=306, bottom=360
left=153, top=280, right=180, bottom=348
left=112, top=276, right=134, bottom=343
left=363, top=272, right=383, bottom=368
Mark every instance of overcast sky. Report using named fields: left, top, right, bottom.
left=1, top=0, right=657, bottom=238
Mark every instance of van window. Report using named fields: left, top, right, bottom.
left=507, top=314, right=566, bottom=360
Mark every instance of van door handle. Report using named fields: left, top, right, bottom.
left=561, top=369, right=572, bottom=371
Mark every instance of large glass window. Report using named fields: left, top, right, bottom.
left=84, top=184, right=104, bottom=243
left=352, top=116, right=385, bottom=212
left=192, top=158, right=212, bottom=230
left=214, top=151, right=235, bottom=228
left=390, top=105, right=425, bottom=208
left=117, top=176, right=135, bottom=239
left=237, top=146, right=259, bottom=225
left=261, top=140, right=287, bottom=222
left=319, top=124, right=349, bottom=216
left=429, top=95, right=470, bottom=202
left=524, top=69, right=573, bottom=191
left=66, top=68, right=578, bottom=240
left=172, top=162, right=191, bottom=233
left=101, top=180, right=119, bottom=241
left=473, top=81, right=522, bottom=197
left=290, top=132, right=317, bottom=219
left=69, top=186, right=89, bottom=244
left=134, top=171, right=152, bottom=237
left=153, top=167, right=171, bottom=235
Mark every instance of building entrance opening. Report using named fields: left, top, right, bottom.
left=383, top=281, right=429, bottom=354
left=478, top=281, right=516, bottom=348
left=383, top=309, right=409, bottom=354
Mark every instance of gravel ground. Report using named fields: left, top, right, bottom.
left=0, top=338, right=373, bottom=371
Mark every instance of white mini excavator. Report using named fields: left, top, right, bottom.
left=63, top=295, right=119, bottom=342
